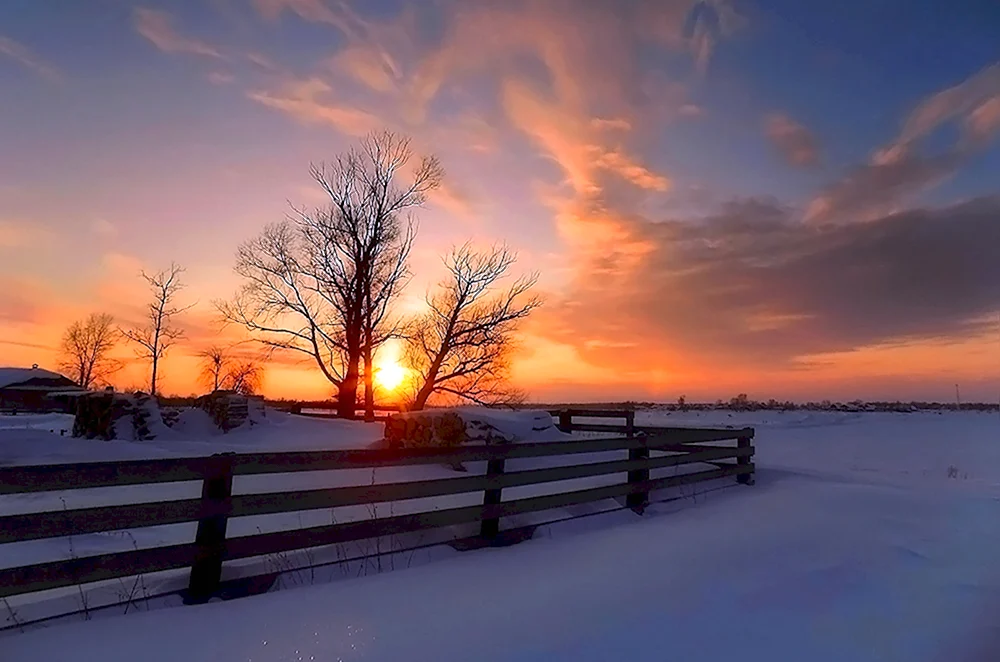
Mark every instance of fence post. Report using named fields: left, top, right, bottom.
left=737, top=435, right=754, bottom=485
left=625, top=412, right=648, bottom=513
left=480, top=457, right=506, bottom=541
left=558, top=409, right=572, bottom=433
left=186, top=452, right=235, bottom=604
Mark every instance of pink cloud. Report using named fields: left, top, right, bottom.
left=247, top=77, right=383, bottom=136
left=134, top=8, right=223, bottom=58
left=765, top=113, right=820, bottom=167
left=0, top=36, right=60, bottom=80
left=966, top=95, right=1000, bottom=142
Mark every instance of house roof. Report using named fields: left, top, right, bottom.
left=0, top=367, right=72, bottom=389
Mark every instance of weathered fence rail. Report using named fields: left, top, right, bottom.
left=0, top=411, right=754, bottom=609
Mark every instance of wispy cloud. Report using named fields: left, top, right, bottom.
left=133, top=8, right=223, bottom=59
left=247, top=76, right=382, bottom=136
left=427, top=182, right=477, bottom=221
left=807, top=61, right=1000, bottom=224
left=207, top=71, right=235, bottom=85
left=245, top=52, right=281, bottom=72
left=765, top=113, right=820, bottom=167
left=0, top=36, right=60, bottom=80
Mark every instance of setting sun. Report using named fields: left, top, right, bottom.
left=375, top=362, right=408, bottom=392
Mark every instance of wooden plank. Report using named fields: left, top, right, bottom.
left=0, top=543, right=200, bottom=599
left=547, top=409, right=634, bottom=419
left=227, top=437, right=640, bottom=475
left=0, top=457, right=211, bottom=495
left=640, top=426, right=755, bottom=440
left=0, top=498, right=208, bottom=544
left=222, top=465, right=751, bottom=562
left=569, top=423, right=630, bottom=433
left=0, top=438, right=630, bottom=493
left=0, top=430, right=754, bottom=494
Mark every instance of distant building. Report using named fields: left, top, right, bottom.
left=0, top=366, right=86, bottom=413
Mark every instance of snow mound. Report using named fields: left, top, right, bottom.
left=0, top=367, right=65, bottom=388
left=394, top=407, right=568, bottom=443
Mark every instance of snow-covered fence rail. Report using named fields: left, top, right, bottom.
left=549, top=408, right=637, bottom=435
left=0, top=427, right=754, bottom=609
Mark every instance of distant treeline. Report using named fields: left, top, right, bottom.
left=532, top=397, right=999, bottom=413
left=152, top=394, right=996, bottom=414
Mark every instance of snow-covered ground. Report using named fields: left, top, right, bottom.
left=4, top=409, right=1000, bottom=661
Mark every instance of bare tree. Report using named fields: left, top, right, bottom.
left=219, top=130, right=440, bottom=419
left=198, top=345, right=228, bottom=392
left=121, top=263, right=191, bottom=396
left=405, top=243, right=541, bottom=410
left=59, top=313, right=119, bottom=389
left=226, top=360, right=263, bottom=395
left=198, top=345, right=264, bottom=395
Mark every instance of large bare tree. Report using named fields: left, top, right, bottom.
left=59, top=313, right=119, bottom=389
left=219, top=131, right=440, bottom=418
left=406, top=243, right=541, bottom=410
left=121, top=263, right=191, bottom=396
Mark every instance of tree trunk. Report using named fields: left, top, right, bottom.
left=150, top=355, right=158, bottom=396
left=411, top=380, right=434, bottom=411
left=363, top=343, right=375, bottom=422
left=338, top=333, right=362, bottom=419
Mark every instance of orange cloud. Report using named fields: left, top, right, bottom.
left=427, top=182, right=477, bottom=221
left=253, top=0, right=361, bottom=35
left=331, top=45, right=399, bottom=93
left=0, top=35, right=60, bottom=80
left=591, top=118, right=633, bottom=132
left=134, top=8, right=223, bottom=58
left=503, top=79, right=670, bottom=195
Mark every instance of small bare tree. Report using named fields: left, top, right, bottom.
left=59, top=313, right=119, bottom=389
left=121, top=263, right=191, bottom=396
left=198, top=345, right=264, bottom=395
left=219, top=130, right=440, bottom=419
left=198, top=345, right=228, bottom=391
left=226, top=360, right=263, bottom=395
left=406, top=243, right=541, bottom=410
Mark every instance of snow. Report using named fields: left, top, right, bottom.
left=3, top=409, right=1000, bottom=660
left=0, top=367, right=66, bottom=389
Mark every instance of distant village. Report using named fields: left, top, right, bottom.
left=537, top=394, right=1000, bottom=414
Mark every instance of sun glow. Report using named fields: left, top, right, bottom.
left=372, top=339, right=410, bottom=392
left=375, top=361, right=407, bottom=392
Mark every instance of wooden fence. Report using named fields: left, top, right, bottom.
left=0, top=411, right=754, bottom=609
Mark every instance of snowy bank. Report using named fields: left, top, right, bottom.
left=4, top=410, right=1000, bottom=661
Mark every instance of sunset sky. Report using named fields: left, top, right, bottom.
left=2, top=0, right=1000, bottom=403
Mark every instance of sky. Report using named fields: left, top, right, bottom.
left=1, top=0, right=999, bottom=403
